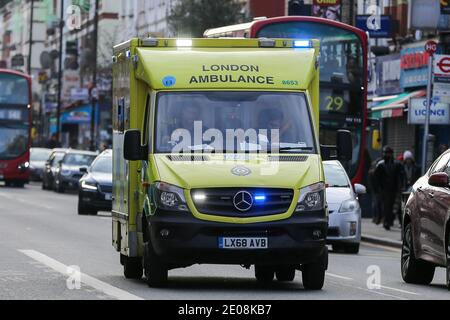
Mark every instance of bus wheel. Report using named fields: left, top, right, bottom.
left=302, top=247, right=328, bottom=290
left=143, top=242, right=168, bottom=287
left=255, top=265, right=274, bottom=283
left=123, top=256, right=143, bottom=279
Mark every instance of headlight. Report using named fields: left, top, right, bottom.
left=81, top=180, right=97, bottom=191
left=152, top=182, right=188, bottom=212
left=296, top=182, right=325, bottom=212
left=339, top=199, right=360, bottom=213
left=18, top=162, right=30, bottom=171
left=61, top=170, right=72, bottom=176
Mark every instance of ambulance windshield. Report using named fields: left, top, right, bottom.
left=155, top=91, right=316, bottom=154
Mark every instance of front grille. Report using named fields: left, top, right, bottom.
left=327, top=227, right=340, bottom=237
left=268, top=155, right=308, bottom=162
left=191, top=188, right=294, bottom=218
left=99, top=184, right=112, bottom=193
left=167, top=155, right=210, bottom=162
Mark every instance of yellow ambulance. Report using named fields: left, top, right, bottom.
left=112, top=38, right=352, bottom=290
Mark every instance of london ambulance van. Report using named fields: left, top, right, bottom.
left=112, top=38, right=352, bottom=290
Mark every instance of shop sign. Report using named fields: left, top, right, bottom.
left=400, top=46, right=430, bottom=88
left=408, top=97, right=450, bottom=125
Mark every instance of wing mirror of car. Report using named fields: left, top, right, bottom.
left=428, top=172, right=449, bottom=188
left=124, top=129, right=147, bottom=161
left=354, top=183, right=367, bottom=195
left=79, top=167, right=88, bottom=173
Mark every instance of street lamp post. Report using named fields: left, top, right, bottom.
left=56, top=0, right=64, bottom=144
left=90, top=0, right=99, bottom=151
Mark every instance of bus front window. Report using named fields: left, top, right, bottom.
left=0, top=124, right=28, bottom=159
left=257, top=21, right=365, bottom=178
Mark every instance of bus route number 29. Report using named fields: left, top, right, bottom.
left=324, top=95, right=344, bottom=112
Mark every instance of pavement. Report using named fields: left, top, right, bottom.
left=0, top=183, right=449, bottom=300
left=361, top=218, right=402, bottom=249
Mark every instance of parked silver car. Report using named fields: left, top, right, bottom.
left=323, top=160, right=366, bottom=254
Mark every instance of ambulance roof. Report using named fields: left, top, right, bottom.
left=114, top=38, right=319, bottom=91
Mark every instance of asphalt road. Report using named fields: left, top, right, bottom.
left=0, top=183, right=448, bottom=300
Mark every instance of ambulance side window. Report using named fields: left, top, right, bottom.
left=142, top=94, right=150, bottom=146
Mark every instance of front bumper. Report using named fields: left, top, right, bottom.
left=326, top=209, right=361, bottom=244
left=79, top=189, right=112, bottom=210
left=148, top=210, right=328, bottom=266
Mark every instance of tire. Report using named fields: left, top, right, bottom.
left=255, top=265, right=274, bottom=283
left=143, top=242, right=168, bottom=287
left=446, top=231, right=450, bottom=291
left=275, top=266, right=296, bottom=282
left=77, top=200, right=96, bottom=215
left=302, top=247, right=328, bottom=290
left=343, top=243, right=360, bottom=254
left=123, top=256, right=143, bottom=279
left=401, top=223, right=435, bottom=285
left=55, top=182, right=65, bottom=193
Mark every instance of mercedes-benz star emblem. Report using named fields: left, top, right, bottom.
left=231, top=166, right=251, bottom=176
left=233, top=191, right=253, bottom=212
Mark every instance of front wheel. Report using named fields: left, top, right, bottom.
left=446, top=231, right=450, bottom=291
left=401, top=223, right=435, bottom=285
left=302, top=247, right=328, bottom=290
left=123, top=256, right=143, bottom=279
left=143, top=242, right=168, bottom=287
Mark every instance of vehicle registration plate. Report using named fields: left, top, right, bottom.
left=218, top=237, right=268, bottom=249
left=105, top=193, right=112, bottom=200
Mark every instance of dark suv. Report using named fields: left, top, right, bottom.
left=402, top=149, right=450, bottom=290
left=54, top=150, right=97, bottom=193
left=78, top=150, right=112, bottom=215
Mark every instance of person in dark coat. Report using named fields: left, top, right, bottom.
left=402, top=150, right=421, bottom=190
left=374, top=146, right=404, bottom=230
left=45, top=133, right=61, bottom=149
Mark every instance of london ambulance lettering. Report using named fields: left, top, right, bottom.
left=189, top=64, right=275, bottom=85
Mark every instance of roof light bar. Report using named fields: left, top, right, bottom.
left=176, top=39, right=193, bottom=47
left=293, top=40, right=312, bottom=48
left=142, top=38, right=158, bottom=47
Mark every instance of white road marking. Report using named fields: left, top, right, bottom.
left=379, top=285, right=420, bottom=296
left=19, top=250, right=143, bottom=300
left=326, top=272, right=353, bottom=281
left=361, top=241, right=402, bottom=253
left=327, top=279, right=408, bottom=300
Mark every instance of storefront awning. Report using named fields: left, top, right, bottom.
left=370, top=90, right=426, bottom=119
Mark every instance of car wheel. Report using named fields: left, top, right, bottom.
left=275, top=266, right=296, bottom=282
left=143, top=242, right=168, bottom=287
left=401, top=223, right=435, bottom=285
left=343, top=243, right=360, bottom=254
left=302, top=247, right=328, bottom=290
left=55, top=181, right=65, bottom=193
left=446, top=231, right=450, bottom=291
left=77, top=200, right=95, bottom=215
left=123, top=256, right=143, bottom=280
left=255, top=265, right=274, bottom=283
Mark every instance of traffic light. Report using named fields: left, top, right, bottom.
left=65, top=40, right=79, bottom=70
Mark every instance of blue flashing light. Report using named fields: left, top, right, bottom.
left=254, top=195, right=266, bottom=202
left=293, top=40, right=312, bottom=48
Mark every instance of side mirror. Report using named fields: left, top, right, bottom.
left=336, top=129, right=352, bottom=161
left=124, top=129, right=147, bottom=161
left=428, top=172, right=449, bottom=188
left=354, top=183, right=367, bottom=195
left=79, top=167, right=88, bottom=173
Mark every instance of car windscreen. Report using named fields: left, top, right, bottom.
left=155, top=91, right=316, bottom=154
left=90, top=156, right=112, bottom=173
left=64, top=154, right=96, bottom=166
left=0, top=123, right=28, bottom=160
left=324, top=163, right=349, bottom=187
left=31, top=149, right=52, bottom=161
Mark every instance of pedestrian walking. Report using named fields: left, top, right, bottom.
left=402, top=150, right=421, bottom=190
left=374, top=146, right=403, bottom=230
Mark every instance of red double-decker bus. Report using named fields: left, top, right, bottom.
left=205, top=16, right=368, bottom=183
left=0, top=69, right=32, bottom=187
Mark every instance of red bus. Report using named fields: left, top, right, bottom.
left=0, top=69, right=32, bottom=187
left=205, top=17, right=368, bottom=183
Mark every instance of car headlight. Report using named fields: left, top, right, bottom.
left=339, top=199, right=360, bottom=213
left=18, top=162, right=30, bottom=171
left=296, top=182, right=325, bottom=212
left=81, top=180, right=97, bottom=191
left=152, top=182, right=188, bottom=212
left=61, top=170, right=72, bottom=176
